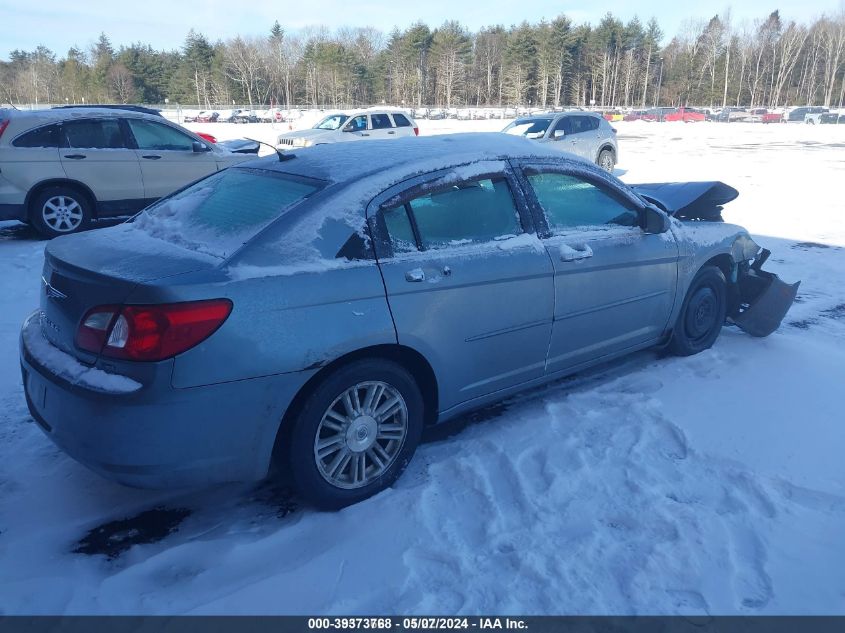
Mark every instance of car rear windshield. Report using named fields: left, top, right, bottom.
left=132, top=168, right=323, bottom=258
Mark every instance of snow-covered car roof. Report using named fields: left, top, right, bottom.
left=245, top=132, right=584, bottom=185
left=4, top=107, right=164, bottom=124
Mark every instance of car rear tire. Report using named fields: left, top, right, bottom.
left=29, top=186, right=92, bottom=239
left=288, top=359, right=424, bottom=510
left=669, top=266, right=727, bottom=356
left=597, top=149, right=615, bottom=173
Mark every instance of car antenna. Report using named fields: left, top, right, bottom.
left=244, top=137, right=293, bottom=162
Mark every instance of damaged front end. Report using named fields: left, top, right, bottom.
left=630, top=180, right=799, bottom=337
left=729, top=248, right=800, bottom=337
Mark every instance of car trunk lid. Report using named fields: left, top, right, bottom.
left=41, top=225, right=221, bottom=361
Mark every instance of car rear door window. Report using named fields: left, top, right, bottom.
left=384, top=177, right=522, bottom=251
left=370, top=113, right=393, bottom=129
left=13, top=124, right=60, bottom=148
left=526, top=172, right=638, bottom=230
left=568, top=117, right=589, bottom=134
left=391, top=113, right=412, bottom=127
left=127, top=119, right=195, bottom=151
left=62, top=119, right=126, bottom=149
left=381, top=204, right=418, bottom=253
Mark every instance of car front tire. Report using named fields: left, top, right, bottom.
left=669, top=266, right=727, bottom=356
left=288, top=359, right=424, bottom=510
left=29, top=186, right=92, bottom=239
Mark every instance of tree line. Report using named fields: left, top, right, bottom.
left=2, top=10, right=844, bottom=110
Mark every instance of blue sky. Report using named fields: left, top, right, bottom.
left=1, top=0, right=841, bottom=58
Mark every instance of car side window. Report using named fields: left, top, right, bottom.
left=344, top=115, right=368, bottom=132
left=13, top=124, right=60, bottom=148
left=385, top=177, right=522, bottom=251
left=62, top=119, right=126, bottom=149
left=526, top=172, right=638, bottom=230
left=391, top=113, right=412, bottom=127
left=552, top=117, right=571, bottom=135
left=569, top=117, right=588, bottom=134
left=584, top=116, right=600, bottom=131
left=371, top=113, right=393, bottom=129
left=381, top=204, right=418, bottom=253
left=127, top=119, right=195, bottom=151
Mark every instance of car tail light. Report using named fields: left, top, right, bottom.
left=76, top=299, right=232, bottom=361
left=611, top=127, right=617, bottom=134
left=413, top=126, right=419, bottom=136
left=0, top=119, right=9, bottom=140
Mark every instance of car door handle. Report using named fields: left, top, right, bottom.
left=560, top=244, right=594, bottom=261
left=63, top=154, right=86, bottom=160
left=387, top=130, right=395, bottom=134
left=142, top=155, right=162, bottom=160
left=405, top=268, right=425, bottom=282
left=361, top=133, right=370, bottom=137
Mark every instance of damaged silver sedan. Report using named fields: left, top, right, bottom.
left=20, top=134, right=798, bottom=509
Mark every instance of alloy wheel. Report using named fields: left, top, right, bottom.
left=42, top=195, right=83, bottom=233
left=313, top=381, right=409, bottom=490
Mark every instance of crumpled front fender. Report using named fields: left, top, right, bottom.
left=730, top=249, right=800, bottom=337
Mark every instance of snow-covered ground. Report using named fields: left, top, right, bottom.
left=1, top=121, right=844, bottom=614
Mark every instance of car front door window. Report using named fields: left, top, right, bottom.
left=344, top=115, right=369, bottom=133
left=526, top=172, right=639, bottom=230
left=127, top=119, right=195, bottom=151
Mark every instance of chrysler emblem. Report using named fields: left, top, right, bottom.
left=42, top=276, right=67, bottom=300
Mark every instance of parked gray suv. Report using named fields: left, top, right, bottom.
left=20, top=134, right=797, bottom=509
left=503, top=111, right=618, bottom=172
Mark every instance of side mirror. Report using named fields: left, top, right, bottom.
left=192, top=141, right=211, bottom=153
left=643, top=205, right=671, bottom=234
left=552, top=129, right=565, bottom=140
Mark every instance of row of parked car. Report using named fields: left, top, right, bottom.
left=275, top=108, right=619, bottom=173
left=619, top=105, right=843, bottom=124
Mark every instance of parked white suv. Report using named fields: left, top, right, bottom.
left=0, top=107, right=252, bottom=237
left=276, top=109, right=419, bottom=149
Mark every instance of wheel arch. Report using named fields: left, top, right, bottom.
left=272, top=343, right=440, bottom=462
left=26, top=179, right=98, bottom=218
left=596, top=143, right=616, bottom=163
left=697, top=253, right=739, bottom=319
left=701, top=252, right=733, bottom=280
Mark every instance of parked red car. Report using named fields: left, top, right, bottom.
left=761, top=110, right=785, bottom=124
left=194, top=131, right=218, bottom=144
left=664, top=107, right=706, bottom=122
